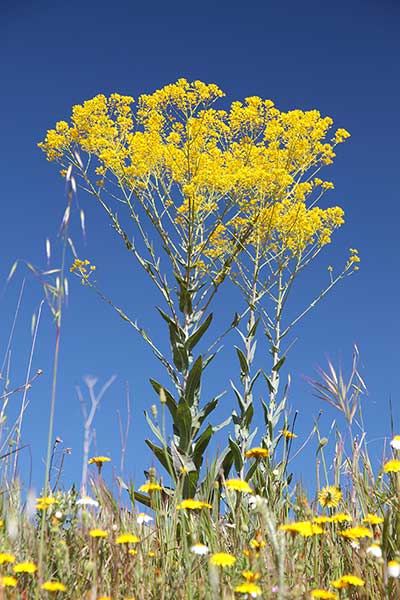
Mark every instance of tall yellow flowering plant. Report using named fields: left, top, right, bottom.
left=39, top=79, right=355, bottom=501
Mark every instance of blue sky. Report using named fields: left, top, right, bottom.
left=0, top=0, right=399, bottom=495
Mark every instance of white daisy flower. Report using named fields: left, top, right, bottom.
left=388, top=560, right=400, bottom=577
left=190, top=543, right=209, bottom=555
left=76, top=496, right=99, bottom=508
left=390, top=436, right=400, bottom=450
left=136, top=512, right=153, bottom=525
left=367, top=544, right=382, bottom=558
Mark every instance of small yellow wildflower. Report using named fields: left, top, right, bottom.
left=224, top=479, right=253, bottom=493
left=0, top=520, right=3, bottom=527
left=36, top=496, right=57, bottom=510
left=318, top=486, right=342, bottom=508
left=234, top=582, right=262, bottom=596
left=313, top=516, right=333, bottom=524
left=89, top=529, right=108, bottom=538
left=331, top=575, right=364, bottom=589
left=129, top=549, right=138, bottom=556
left=339, top=526, right=372, bottom=540
left=0, top=552, right=16, bottom=564
left=334, top=128, right=351, bottom=143
left=363, top=513, right=384, bottom=525
left=88, top=456, right=111, bottom=465
left=242, top=570, right=260, bottom=582
left=383, top=459, right=400, bottom=473
left=13, top=562, right=37, bottom=573
left=0, top=576, right=17, bottom=587
left=176, top=499, right=212, bottom=510
left=330, top=513, right=352, bottom=523
left=209, top=552, right=236, bottom=567
left=249, top=539, right=266, bottom=550
left=279, top=521, right=324, bottom=537
left=115, top=534, right=140, bottom=544
left=41, top=580, right=67, bottom=592
left=244, top=447, right=269, bottom=459
left=138, top=483, right=162, bottom=493
left=310, top=591, right=338, bottom=599
left=280, top=429, right=297, bottom=439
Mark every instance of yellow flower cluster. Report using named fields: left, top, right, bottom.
left=70, top=258, right=96, bottom=284
left=279, top=520, right=324, bottom=537
left=39, top=79, right=349, bottom=273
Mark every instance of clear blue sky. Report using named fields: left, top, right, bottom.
left=1, top=0, right=399, bottom=494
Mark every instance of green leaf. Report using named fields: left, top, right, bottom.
left=272, top=355, right=286, bottom=372
left=145, top=439, right=175, bottom=479
left=133, top=490, right=151, bottom=508
left=235, top=347, right=249, bottom=377
left=170, top=441, right=196, bottom=473
left=144, top=411, right=165, bottom=445
left=185, top=356, right=203, bottom=407
left=175, top=274, right=193, bottom=315
left=149, top=379, right=177, bottom=420
left=157, top=307, right=188, bottom=372
left=244, top=403, right=254, bottom=428
left=185, top=470, right=200, bottom=498
left=176, top=400, right=192, bottom=452
left=185, top=313, right=213, bottom=353
left=231, top=312, right=240, bottom=327
left=248, top=317, right=260, bottom=338
left=193, top=424, right=213, bottom=469
left=228, top=436, right=243, bottom=472
left=230, top=380, right=245, bottom=411
left=245, top=460, right=260, bottom=482
left=261, top=370, right=276, bottom=394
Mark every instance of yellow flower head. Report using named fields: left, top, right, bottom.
left=313, top=516, right=333, bottom=524
left=176, top=499, right=212, bottom=510
left=330, top=513, right=352, bottom=524
left=279, top=429, right=297, bottom=439
left=310, top=591, right=338, bottom=599
left=383, top=459, right=400, bottom=473
left=224, top=479, right=253, bottom=493
left=0, top=553, right=16, bottom=565
left=89, top=529, right=108, bottom=538
left=234, top=582, right=262, bottom=596
left=138, top=482, right=163, bottom=493
left=363, top=513, right=384, bottom=525
left=41, top=581, right=67, bottom=592
left=331, top=575, right=364, bottom=589
left=13, top=562, right=37, bottom=574
left=1, top=576, right=17, bottom=588
left=88, top=456, right=111, bottom=465
left=242, top=570, right=260, bottom=582
left=339, top=526, right=372, bottom=540
left=279, top=520, right=324, bottom=537
left=334, top=128, right=351, bottom=143
left=244, top=447, right=269, bottom=459
left=116, top=534, right=140, bottom=544
left=209, top=552, right=236, bottom=567
left=36, top=496, right=57, bottom=510
left=318, top=486, right=342, bottom=508
left=249, top=538, right=266, bottom=550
